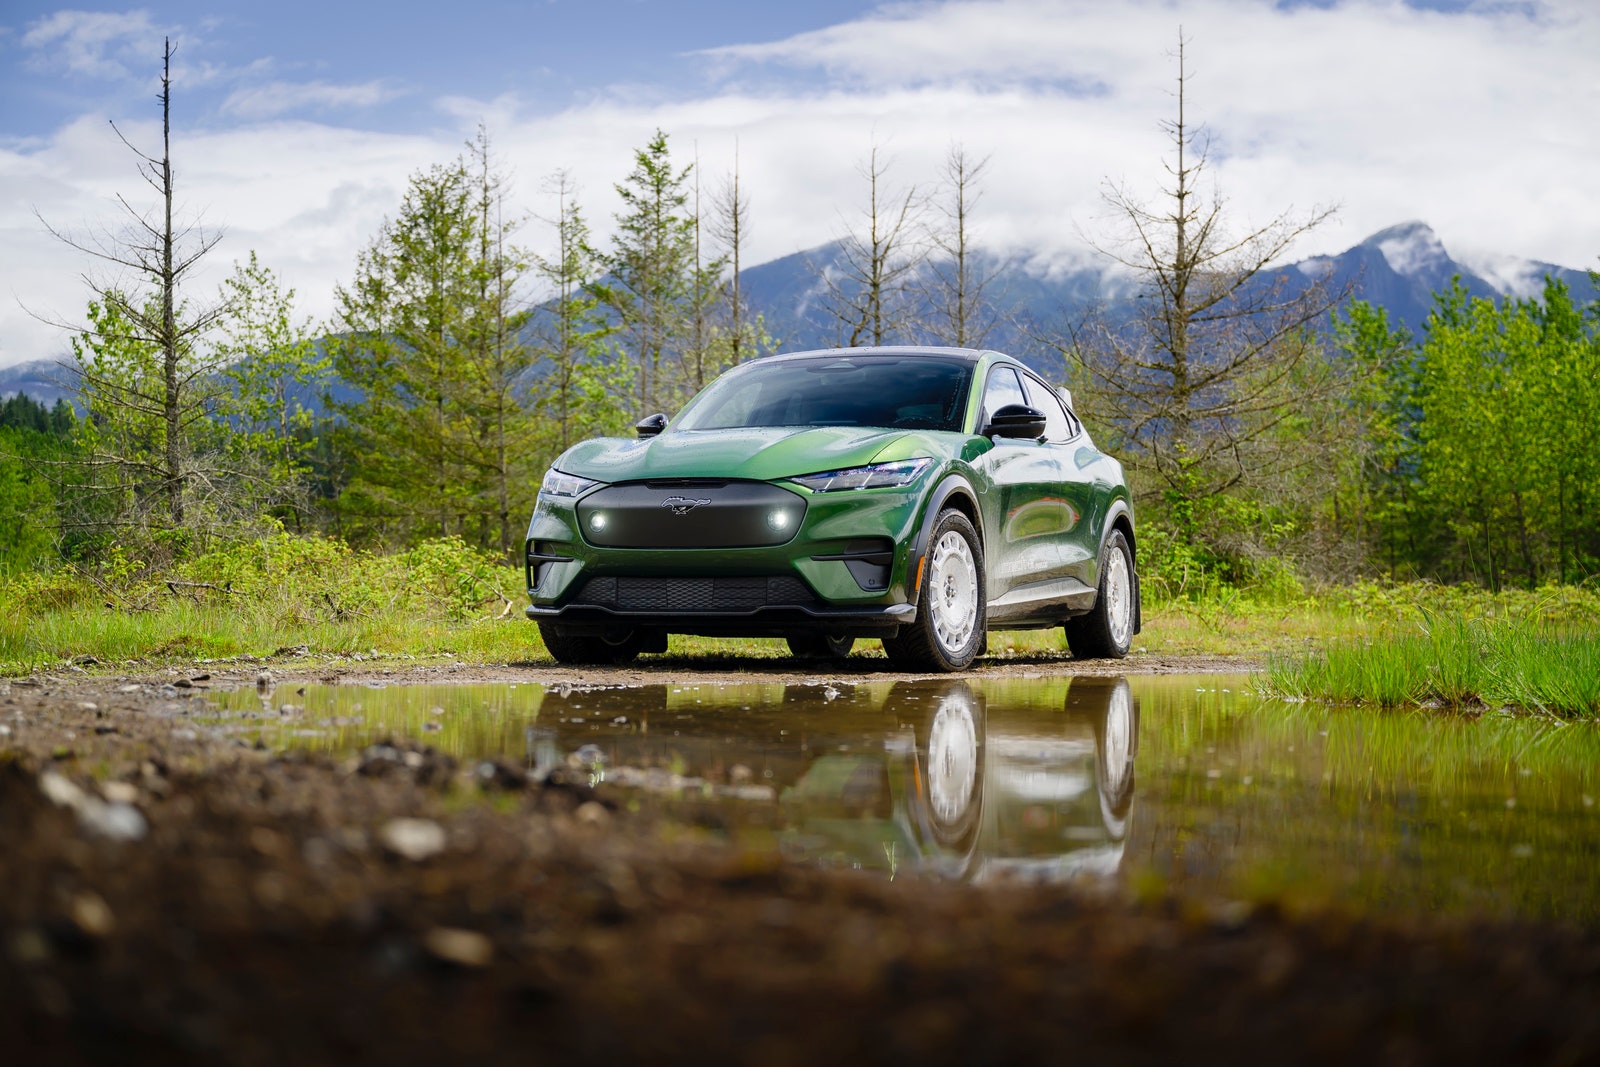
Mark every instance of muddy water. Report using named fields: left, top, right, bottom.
left=208, top=675, right=1600, bottom=921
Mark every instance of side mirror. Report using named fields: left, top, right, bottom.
left=635, top=412, right=668, bottom=438
left=984, top=403, right=1047, bottom=440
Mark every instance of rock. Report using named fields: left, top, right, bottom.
left=70, top=892, right=116, bottom=938
left=422, top=927, right=492, bottom=968
left=575, top=801, right=610, bottom=826
left=80, top=802, right=148, bottom=842
left=473, top=759, right=526, bottom=792
left=379, top=818, right=447, bottom=862
left=39, top=771, right=147, bottom=842
left=101, top=781, right=140, bottom=805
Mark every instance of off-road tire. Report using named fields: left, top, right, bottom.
left=883, top=510, right=986, bottom=672
left=786, top=634, right=856, bottom=660
left=1064, top=529, right=1135, bottom=659
left=537, top=622, right=643, bottom=665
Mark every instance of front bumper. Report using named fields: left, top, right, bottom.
left=526, top=477, right=928, bottom=636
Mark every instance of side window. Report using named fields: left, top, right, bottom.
left=1023, top=375, right=1080, bottom=442
left=982, top=367, right=1028, bottom=425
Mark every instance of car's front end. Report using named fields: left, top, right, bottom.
left=524, top=431, right=951, bottom=640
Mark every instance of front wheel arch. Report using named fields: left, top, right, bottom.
left=906, top=475, right=983, bottom=608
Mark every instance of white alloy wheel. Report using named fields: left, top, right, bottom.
left=1104, top=542, right=1133, bottom=650
left=926, top=692, right=980, bottom=828
left=926, top=529, right=979, bottom=654
left=1100, top=680, right=1133, bottom=799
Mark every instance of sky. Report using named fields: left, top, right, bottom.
left=1, top=0, right=1597, bottom=367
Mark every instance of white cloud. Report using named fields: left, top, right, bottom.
left=4, top=0, right=1600, bottom=368
left=21, top=9, right=172, bottom=80
left=221, top=79, right=405, bottom=119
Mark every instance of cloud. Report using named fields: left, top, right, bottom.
left=21, top=9, right=171, bottom=80
left=220, top=80, right=405, bottom=120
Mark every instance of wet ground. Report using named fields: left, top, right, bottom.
left=4, top=656, right=1600, bottom=1064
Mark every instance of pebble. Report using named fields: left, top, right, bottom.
left=70, top=892, right=116, bottom=938
left=38, top=771, right=148, bottom=842
left=379, top=818, right=447, bottom=862
left=101, top=782, right=140, bottom=805
left=422, top=927, right=493, bottom=968
left=575, top=801, right=610, bottom=826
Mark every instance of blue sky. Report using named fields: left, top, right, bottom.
left=2, top=0, right=1596, bottom=366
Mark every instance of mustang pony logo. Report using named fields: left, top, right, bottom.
left=661, top=495, right=712, bottom=516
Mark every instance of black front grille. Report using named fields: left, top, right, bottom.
left=577, top=481, right=805, bottom=548
left=572, top=576, right=817, bottom=613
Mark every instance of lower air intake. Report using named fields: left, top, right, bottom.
left=572, top=576, right=816, bottom=613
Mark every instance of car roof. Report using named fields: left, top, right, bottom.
left=760, top=345, right=1003, bottom=366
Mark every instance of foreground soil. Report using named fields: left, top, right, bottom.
left=3, top=662, right=1598, bottom=1065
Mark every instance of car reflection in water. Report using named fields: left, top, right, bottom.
left=535, top=676, right=1138, bottom=884
left=779, top=678, right=1137, bottom=883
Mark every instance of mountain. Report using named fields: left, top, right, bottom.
left=2, top=223, right=1593, bottom=406
left=1283, top=220, right=1596, bottom=334
left=741, top=220, right=1599, bottom=356
left=0, top=359, right=77, bottom=408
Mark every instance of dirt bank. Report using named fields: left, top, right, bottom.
left=4, top=667, right=1597, bottom=1066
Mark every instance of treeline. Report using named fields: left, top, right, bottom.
left=1329, top=279, right=1600, bottom=589
left=5, top=40, right=1597, bottom=597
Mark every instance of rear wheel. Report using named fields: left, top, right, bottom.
left=1064, top=529, right=1135, bottom=659
left=883, top=510, right=985, bottom=672
left=537, top=622, right=643, bottom=665
left=786, top=633, right=856, bottom=660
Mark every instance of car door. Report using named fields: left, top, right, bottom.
left=1019, top=373, right=1106, bottom=592
left=970, top=365, right=1070, bottom=616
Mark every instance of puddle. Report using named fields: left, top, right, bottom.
left=208, top=675, right=1600, bottom=921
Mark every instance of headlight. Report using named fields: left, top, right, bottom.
left=539, top=468, right=601, bottom=499
left=791, top=458, right=932, bottom=493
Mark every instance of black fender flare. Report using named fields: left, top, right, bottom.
left=906, top=473, right=984, bottom=608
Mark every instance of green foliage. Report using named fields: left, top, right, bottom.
left=0, top=530, right=524, bottom=674
left=0, top=421, right=71, bottom=573
left=215, top=251, right=331, bottom=513
left=527, top=174, right=629, bottom=471
left=1340, top=278, right=1600, bottom=588
left=594, top=129, right=727, bottom=416
left=329, top=130, right=541, bottom=554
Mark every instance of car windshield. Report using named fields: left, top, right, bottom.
left=673, top=356, right=974, bottom=432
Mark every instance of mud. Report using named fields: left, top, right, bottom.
left=3, top=661, right=1598, bottom=1065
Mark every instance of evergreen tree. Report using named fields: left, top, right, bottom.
left=594, top=130, right=719, bottom=416
left=330, top=130, right=536, bottom=551
left=530, top=172, right=627, bottom=465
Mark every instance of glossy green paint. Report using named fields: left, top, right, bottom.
left=560, top=425, right=934, bottom=484
left=525, top=348, right=1137, bottom=639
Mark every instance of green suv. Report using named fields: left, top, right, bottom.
left=525, top=346, right=1139, bottom=671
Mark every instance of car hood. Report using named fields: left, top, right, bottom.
left=555, top=426, right=946, bottom=484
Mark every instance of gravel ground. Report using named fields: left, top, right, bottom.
left=3, top=659, right=1598, bottom=1066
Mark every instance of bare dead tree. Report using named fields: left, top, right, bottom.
left=1063, top=33, right=1346, bottom=517
left=38, top=37, right=235, bottom=538
left=924, top=144, right=1002, bottom=348
left=815, top=144, right=926, bottom=347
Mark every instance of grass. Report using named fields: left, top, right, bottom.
left=5, top=533, right=1599, bottom=722
left=1266, top=613, right=1600, bottom=718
